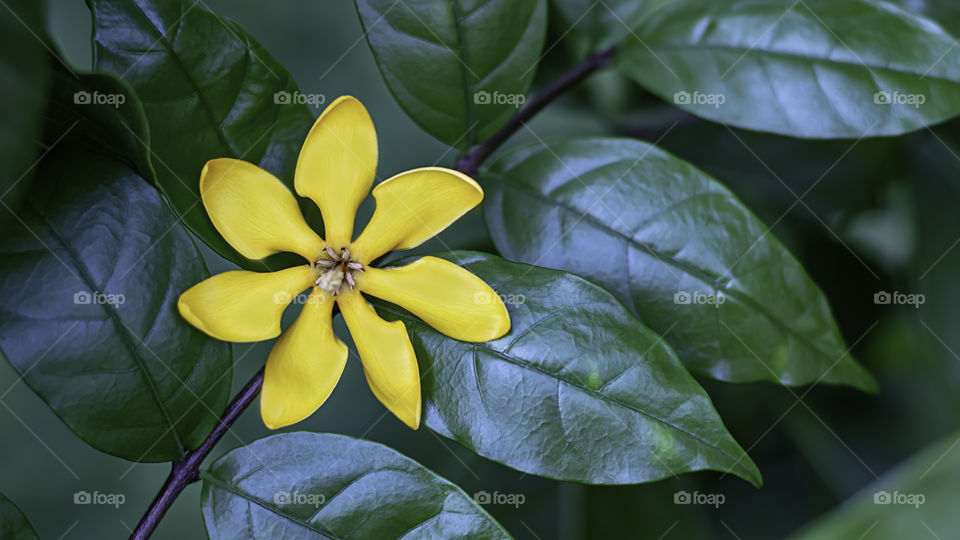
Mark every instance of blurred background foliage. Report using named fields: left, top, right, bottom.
left=2, top=0, right=959, bottom=538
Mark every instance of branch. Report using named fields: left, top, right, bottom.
left=455, top=46, right=617, bottom=177
left=130, top=44, right=617, bottom=540
left=129, top=369, right=264, bottom=540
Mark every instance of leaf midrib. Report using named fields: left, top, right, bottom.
left=201, top=473, right=339, bottom=539
left=30, top=204, right=186, bottom=456
left=637, top=42, right=960, bottom=84
left=115, top=0, right=237, bottom=155
left=379, top=304, right=749, bottom=470
left=487, top=170, right=842, bottom=367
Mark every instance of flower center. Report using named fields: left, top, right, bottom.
left=314, top=246, right=364, bottom=296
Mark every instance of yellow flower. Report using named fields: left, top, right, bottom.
left=177, top=96, right=510, bottom=430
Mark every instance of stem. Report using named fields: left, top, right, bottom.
left=455, top=46, right=617, bottom=177
left=129, top=369, right=264, bottom=540
left=131, top=44, right=617, bottom=540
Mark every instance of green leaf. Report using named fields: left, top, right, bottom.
left=551, top=0, right=655, bottom=52
left=482, top=138, right=876, bottom=391
left=355, top=0, right=547, bottom=149
left=201, top=432, right=510, bottom=539
left=0, top=131, right=232, bottom=459
left=45, top=67, right=155, bottom=183
left=617, top=0, right=960, bottom=138
left=378, top=251, right=762, bottom=487
left=0, top=0, right=51, bottom=230
left=90, top=0, right=316, bottom=270
left=0, top=492, right=39, bottom=540
left=792, top=429, right=960, bottom=539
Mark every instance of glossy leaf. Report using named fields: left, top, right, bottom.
left=792, top=429, right=960, bottom=539
left=0, top=492, right=39, bottom=540
left=617, top=0, right=960, bottom=138
left=0, top=0, right=51, bottom=230
left=0, top=141, right=232, bottom=461
left=355, top=0, right=547, bottom=149
left=201, top=432, right=510, bottom=539
left=45, top=67, right=155, bottom=183
left=482, top=138, right=876, bottom=391
left=90, top=0, right=316, bottom=270
left=377, top=251, right=762, bottom=487
left=551, top=0, right=654, bottom=52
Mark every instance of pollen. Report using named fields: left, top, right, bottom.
left=314, top=246, right=363, bottom=296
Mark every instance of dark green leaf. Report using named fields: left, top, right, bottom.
left=617, top=0, right=960, bottom=138
left=482, top=138, right=876, bottom=391
left=356, top=0, right=547, bottom=149
left=201, top=432, right=510, bottom=539
left=378, top=251, right=762, bottom=487
left=551, top=0, right=655, bottom=52
left=0, top=139, right=232, bottom=461
left=792, top=429, right=960, bottom=539
left=45, top=67, right=155, bottom=182
left=90, top=0, right=316, bottom=270
left=0, top=0, right=51, bottom=230
left=0, top=492, right=39, bottom=540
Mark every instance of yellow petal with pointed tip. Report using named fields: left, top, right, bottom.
left=177, top=266, right=316, bottom=342
left=261, top=289, right=347, bottom=429
left=201, top=158, right=325, bottom=261
left=337, top=290, right=421, bottom=429
left=295, top=96, right=378, bottom=247
left=358, top=257, right=510, bottom=342
left=351, top=168, right=482, bottom=264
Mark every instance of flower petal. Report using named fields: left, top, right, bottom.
left=261, top=289, right=347, bottom=429
left=201, top=158, right=325, bottom=261
left=295, top=96, right=378, bottom=247
left=177, top=266, right=316, bottom=342
left=337, top=290, right=421, bottom=429
left=351, top=167, right=482, bottom=264
left=359, top=256, right=510, bottom=342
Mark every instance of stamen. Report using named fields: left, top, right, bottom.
left=324, top=246, right=338, bottom=259
left=346, top=262, right=364, bottom=271
left=344, top=271, right=356, bottom=289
